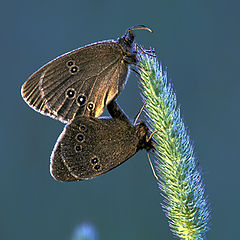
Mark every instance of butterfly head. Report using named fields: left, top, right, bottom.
left=135, top=121, right=154, bottom=151
left=117, top=25, right=152, bottom=52
left=117, top=29, right=135, bottom=53
left=124, top=28, right=135, bottom=46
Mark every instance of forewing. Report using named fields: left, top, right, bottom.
left=21, top=41, right=129, bottom=123
left=50, top=129, right=76, bottom=182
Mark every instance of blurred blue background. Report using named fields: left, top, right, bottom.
left=1, top=0, right=239, bottom=239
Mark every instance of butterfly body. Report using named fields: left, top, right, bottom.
left=50, top=100, right=154, bottom=181
left=21, top=30, right=138, bottom=123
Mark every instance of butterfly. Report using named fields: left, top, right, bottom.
left=21, top=25, right=152, bottom=123
left=50, top=100, right=154, bottom=181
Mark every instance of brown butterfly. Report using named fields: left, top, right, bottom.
left=21, top=25, right=152, bottom=123
left=50, top=100, right=154, bottom=181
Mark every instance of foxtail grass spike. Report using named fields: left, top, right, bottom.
left=137, top=50, right=211, bottom=239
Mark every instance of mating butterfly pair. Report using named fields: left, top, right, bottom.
left=21, top=25, right=154, bottom=181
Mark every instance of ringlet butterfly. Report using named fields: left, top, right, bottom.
left=50, top=100, right=154, bottom=181
left=21, top=25, right=152, bottom=123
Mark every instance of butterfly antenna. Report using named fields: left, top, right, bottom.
left=126, top=25, right=153, bottom=35
left=147, top=152, right=159, bottom=181
left=133, top=102, right=146, bottom=126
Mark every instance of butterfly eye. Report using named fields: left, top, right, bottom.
left=66, top=88, right=76, bottom=99
left=66, top=60, right=75, bottom=67
left=76, top=133, right=85, bottom=142
left=93, top=164, right=102, bottom=171
left=75, top=145, right=82, bottom=152
left=69, top=66, right=79, bottom=74
left=87, top=102, right=95, bottom=111
left=91, top=157, right=98, bottom=164
left=77, top=95, right=87, bottom=106
left=79, top=125, right=87, bottom=132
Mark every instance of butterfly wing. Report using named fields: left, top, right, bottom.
left=21, top=41, right=129, bottom=123
left=50, top=116, right=139, bottom=181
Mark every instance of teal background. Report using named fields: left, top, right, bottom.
left=1, top=0, right=239, bottom=239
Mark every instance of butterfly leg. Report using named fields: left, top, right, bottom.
left=133, top=103, right=146, bottom=126
left=136, top=44, right=156, bottom=57
left=147, top=152, right=159, bottom=181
